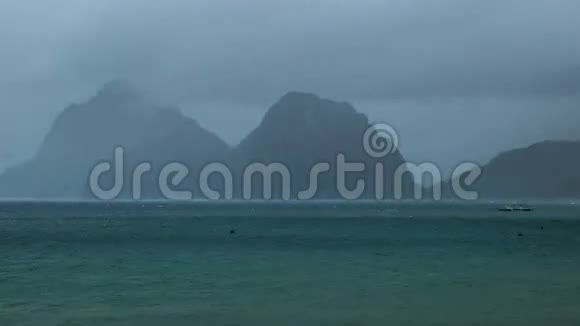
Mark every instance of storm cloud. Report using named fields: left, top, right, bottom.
left=0, top=0, right=579, bottom=171
left=39, top=0, right=580, bottom=100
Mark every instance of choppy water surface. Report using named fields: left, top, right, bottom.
left=1, top=202, right=579, bottom=325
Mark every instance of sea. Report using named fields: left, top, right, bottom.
left=1, top=201, right=579, bottom=326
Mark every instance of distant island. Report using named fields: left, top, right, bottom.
left=463, top=141, right=580, bottom=199
left=0, top=82, right=412, bottom=200
left=0, top=81, right=578, bottom=201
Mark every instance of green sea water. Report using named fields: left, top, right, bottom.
left=1, top=201, right=580, bottom=325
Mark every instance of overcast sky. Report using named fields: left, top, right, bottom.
left=0, top=0, right=579, bottom=172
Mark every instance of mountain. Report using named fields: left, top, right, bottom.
left=441, top=141, right=580, bottom=199
left=233, top=92, right=412, bottom=199
left=0, top=81, right=230, bottom=199
left=0, top=85, right=412, bottom=200
left=119, top=108, right=230, bottom=199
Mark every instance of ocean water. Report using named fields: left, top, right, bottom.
left=1, top=201, right=580, bottom=326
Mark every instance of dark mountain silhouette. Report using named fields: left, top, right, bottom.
left=0, top=84, right=413, bottom=200
left=0, top=81, right=229, bottom=199
left=440, top=141, right=580, bottom=199
left=3, top=82, right=578, bottom=201
left=475, top=141, right=580, bottom=198
left=233, top=92, right=411, bottom=199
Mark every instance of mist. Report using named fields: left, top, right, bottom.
left=1, top=0, right=579, bottom=172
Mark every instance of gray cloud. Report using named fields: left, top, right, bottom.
left=0, top=0, right=579, bottom=171
left=3, top=0, right=578, bottom=100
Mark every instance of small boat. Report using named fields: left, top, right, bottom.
left=513, top=204, right=534, bottom=212
left=497, top=204, right=534, bottom=212
left=497, top=205, right=515, bottom=212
